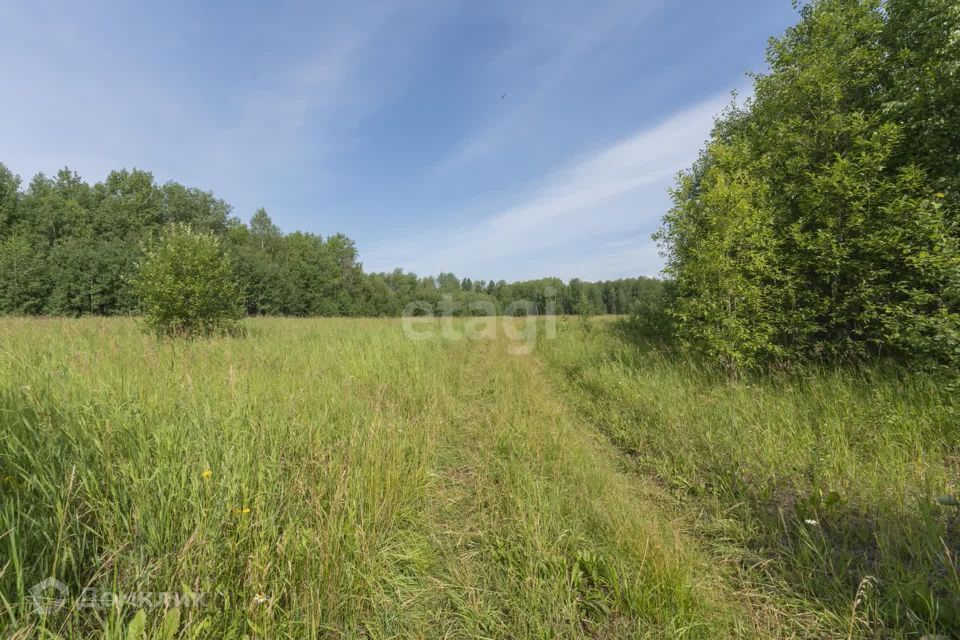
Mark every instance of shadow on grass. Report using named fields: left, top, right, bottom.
left=547, top=319, right=960, bottom=635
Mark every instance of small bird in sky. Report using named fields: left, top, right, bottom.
left=501, top=93, right=507, bottom=99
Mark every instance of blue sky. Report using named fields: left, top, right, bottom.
left=0, top=1, right=799, bottom=281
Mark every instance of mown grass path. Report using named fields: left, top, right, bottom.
left=417, top=336, right=739, bottom=638
left=1, top=318, right=737, bottom=639
left=539, top=318, right=960, bottom=639
left=6, top=317, right=949, bottom=638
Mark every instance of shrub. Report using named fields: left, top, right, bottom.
left=657, top=0, right=960, bottom=370
left=627, top=282, right=673, bottom=340
left=131, top=224, right=243, bottom=337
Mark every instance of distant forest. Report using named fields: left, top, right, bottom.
left=0, top=164, right=660, bottom=317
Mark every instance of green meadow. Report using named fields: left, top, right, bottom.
left=1, top=317, right=958, bottom=638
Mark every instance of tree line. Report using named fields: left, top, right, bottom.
left=0, top=164, right=661, bottom=318
left=654, top=0, right=960, bottom=369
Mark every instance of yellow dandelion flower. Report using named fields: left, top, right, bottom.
left=201, top=469, right=213, bottom=480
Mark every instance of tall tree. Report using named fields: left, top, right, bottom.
left=658, top=0, right=960, bottom=368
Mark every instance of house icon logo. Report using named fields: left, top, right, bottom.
left=29, top=578, right=69, bottom=614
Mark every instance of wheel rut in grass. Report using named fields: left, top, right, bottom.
left=417, top=336, right=741, bottom=638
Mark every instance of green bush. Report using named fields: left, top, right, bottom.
left=657, top=0, right=960, bottom=370
left=131, top=224, right=243, bottom=336
left=627, top=281, right=673, bottom=340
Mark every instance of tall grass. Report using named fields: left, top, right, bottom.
left=6, top=316, right=953, bottom=638
left=539, top=318, right=960, bottom=637
left=1, top=317, right=735, bottom=639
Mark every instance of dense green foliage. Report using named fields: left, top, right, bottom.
left=0, top=164, right=660, bottom=318
left=131, top=224, right=243, bottom=337
left=0, top=167, right=232, bottom=316
left=658, top=0, right=960, bottom=369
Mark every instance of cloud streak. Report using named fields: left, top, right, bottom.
left=0, top=0, right=785, bottom=281
left=366, top=90, right=732, bottom=280
left=0, top=1, right=444, bottom=216
left=439, top=1, right=664, bottom=169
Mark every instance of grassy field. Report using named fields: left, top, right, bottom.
left=0, top=317, right=957, bottom=638
left=539, top=319, right=960, bottom=637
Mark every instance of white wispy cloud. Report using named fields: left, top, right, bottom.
left=0, top=1, right=443, bottom=216
left=365, top=90, right=733, bottom=280
left=1, top=0, right=757, bottom=282
left=191, top=14, right=395, bottom=199
left=438, top=0, right=666, bottom=171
